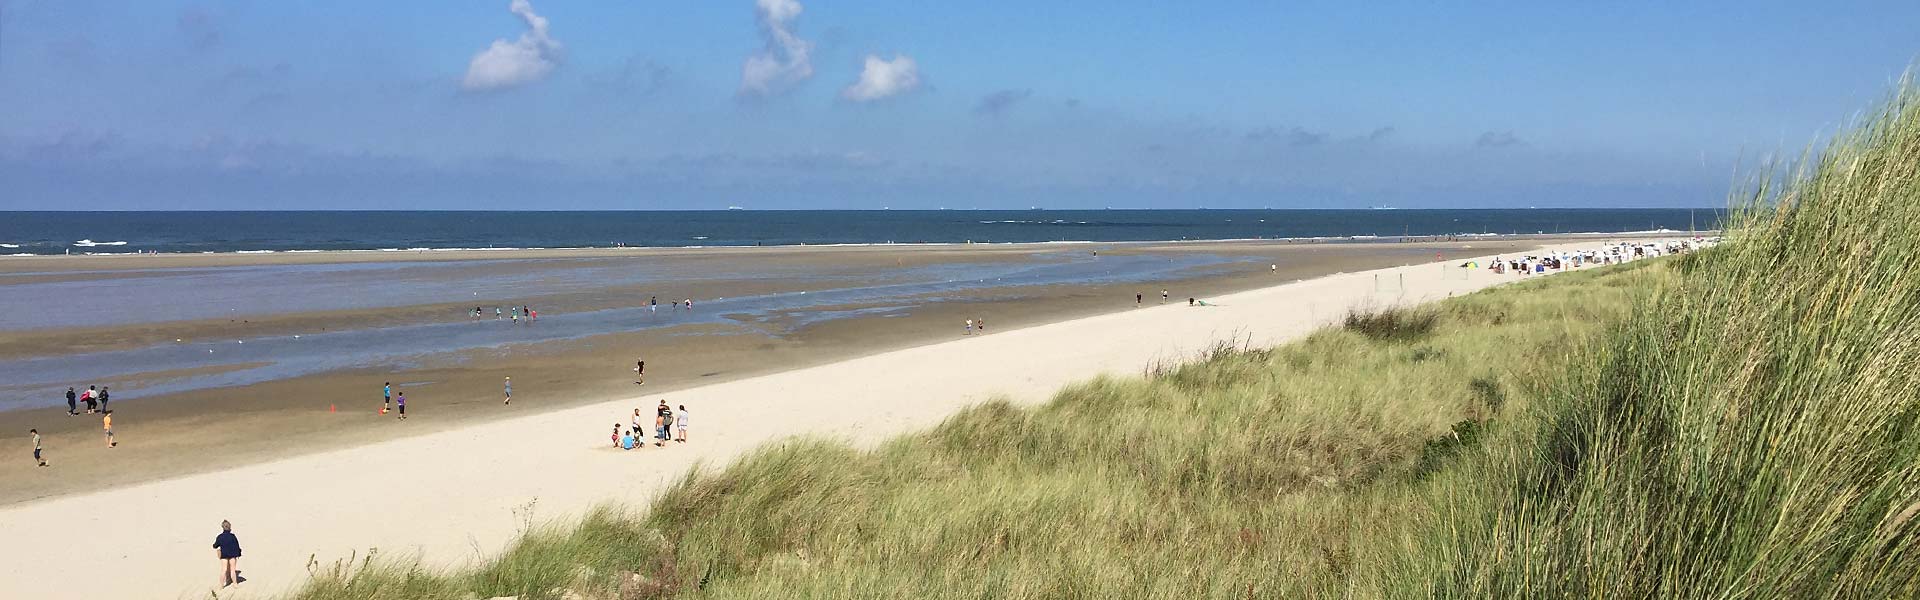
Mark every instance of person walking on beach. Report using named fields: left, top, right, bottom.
left=103, top=411, right=116, bottom=448
left=503, top=377, right=512, bottom=405
left=98, top=387, right=110, bottom=412
left=1135, top=293, right=1142, bottom=306
left=395, top=391, right=407, bottom=420
left=213, top=520, right=243, bottom=588
left=66, top=387, right=77, bottom=416
left=674, top=405, right=689, bottom=443
left=30, top=429, right=47, bottom=467
left=1161, top=289, right=1169, bottom=303
left=976, top=317, right=985, bottom=333
left=965, top=319, right=974, bottom=335
left=382, top=382, right=392, bottom=415
left=634, top=359, right=646, bottom=385
left=650, top=296, right=657, bottom=313
left=495, top=307, right=503, bottom=320
left=83, top=385, right=98, bottom=414
left=632, top=409, right=645, bottom=438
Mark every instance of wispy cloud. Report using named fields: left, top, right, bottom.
left=973, top=89, right=1032, bottom=117
left=739, top=0, right=813, bottom=97
left=842, top=54, right=920, bottom=102
left=1475, top=130, right=1523, bottom=148
left=1245, top=126, right=1328, bottom=147
left=1367, top=126, right=1396, bottom=142
left=461, top=0, right=562, bottom=92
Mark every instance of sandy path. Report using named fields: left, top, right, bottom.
left=0, top=241, right=1645, bottom=599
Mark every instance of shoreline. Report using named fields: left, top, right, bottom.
left=0, top=230, right=1712, bottom=267
left=0, top=238, right=1687, bottom=599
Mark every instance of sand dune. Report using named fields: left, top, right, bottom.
left=0, top=241, right=1662, bottom=599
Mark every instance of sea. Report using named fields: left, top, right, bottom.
left=0, top=209, right=1722, bottom=255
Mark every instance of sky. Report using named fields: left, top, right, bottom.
left=1, top=1, right=1916, bottom=210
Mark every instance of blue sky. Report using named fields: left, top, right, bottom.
left=1, top=1, right=1915, bottom=210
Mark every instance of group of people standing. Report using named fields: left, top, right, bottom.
left=31, top=386, right=121, bottom=469
left=471, top=305, right=538, bottom=323
left=64, top=385, right=109, bottom=416
left=616, top=401, right=688, bottom=450
left=648, top=296, right=695, bottom=312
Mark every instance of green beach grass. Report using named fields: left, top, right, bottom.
left=275, top=83, right=1920, bottom=599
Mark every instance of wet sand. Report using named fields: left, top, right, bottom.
left=0, top=237, right=1619, bottom=505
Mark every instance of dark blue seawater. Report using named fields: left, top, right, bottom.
left=0, top=209, right=1721, bottom=255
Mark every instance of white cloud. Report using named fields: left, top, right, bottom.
left=461, top=0, right=562, bottom=92
left=739, top=0, right=813, bottom=96
left=841, top=54, right=920, bottom=102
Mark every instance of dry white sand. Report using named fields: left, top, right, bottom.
left=0, top=240, right=1668, bottom=599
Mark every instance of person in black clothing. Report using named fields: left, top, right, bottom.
left=66, top=387, right=77, bottom=416
left=98, top=387, right=110, bottom=412
left=214, top=520, right=243, bottom=588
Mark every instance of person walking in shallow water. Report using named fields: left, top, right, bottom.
left=213, top=520, right=243, bottom=588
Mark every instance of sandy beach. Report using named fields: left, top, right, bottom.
left=0, top=237, right=1684, bottom=599
left=0, top=238, right=1576, bottom=504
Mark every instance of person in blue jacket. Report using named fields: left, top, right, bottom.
left=214, top=520, right=243, bottom=588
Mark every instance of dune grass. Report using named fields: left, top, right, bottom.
left=275, top=80, right=1920, bottom=600
left=1414, top=81, right=1920, bottom=597
left=279, top=261, right=1669, bottom=600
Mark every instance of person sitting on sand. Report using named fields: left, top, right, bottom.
left=621, top=429, right=637, bottom=450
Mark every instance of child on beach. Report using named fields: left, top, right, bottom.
left=675, top=405, right=689, bottom=443
left=621, top=429, right=636, bottom=450
left=214, top=520, right=243, bottom=588
left=103, top=411, right=115, bottom=448
left=612, top=424, right=622, bottom=447
left=382, top=382, right=392, bottom=414
left=503, top=377, right=512, bottom=405
left=395, top=392, right=407, bottom=419
left=30, top=429, right=46, bottom=467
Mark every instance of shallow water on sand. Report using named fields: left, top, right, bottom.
left=0, top=251, right=1250, bottom=410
